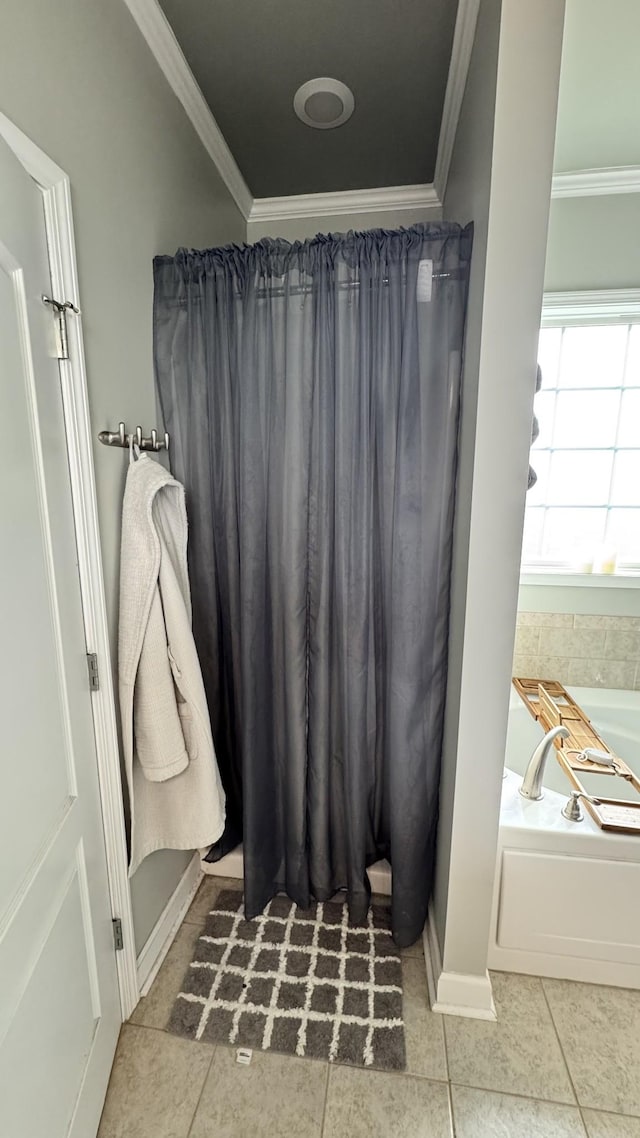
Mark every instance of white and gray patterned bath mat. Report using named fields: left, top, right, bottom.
left=168, top=888, right=406, bottom=1070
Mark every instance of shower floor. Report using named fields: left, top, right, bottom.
left=97, top=874, right=640, bottom=1137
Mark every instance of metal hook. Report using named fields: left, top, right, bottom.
left=97, top=421, right=170, bottom=453
left=42, top=295, right=80, bottom=316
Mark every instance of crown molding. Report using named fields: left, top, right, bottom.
left=432, top=0, right=481, bottom=201
left=551, top=166, right=640, bottom=199
left=249, top=183, right=441, bottom=224
left=542, top=288, right=640, bottom=325
left=121, top=0, right=253, bottom=219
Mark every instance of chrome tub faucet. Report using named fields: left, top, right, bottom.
left=519, top=724, right=570, bottom=801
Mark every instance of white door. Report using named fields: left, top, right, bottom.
left=0, top=137, right=121, bottom=1136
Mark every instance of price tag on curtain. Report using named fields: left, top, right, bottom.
left=417, top=259, right=433, bottom=303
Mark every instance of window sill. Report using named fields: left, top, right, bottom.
left=520, top=569, right=640, bottom=589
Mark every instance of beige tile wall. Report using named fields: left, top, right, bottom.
left=513, top=612, right=640, bottom=690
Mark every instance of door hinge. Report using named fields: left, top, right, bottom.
left=112, top=918, right=124, bottom=952
left=42, top=294, right=80, bottom=361
left=87, top=652, right=100, bottom=692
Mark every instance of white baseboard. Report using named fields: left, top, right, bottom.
left=136, top=852, right=203, bottom=997
left=424, top=907, right=497, bottom=1021
left=423, top=906, right=443, bottom=1008
left=431, top=970, right=497, bottom=1020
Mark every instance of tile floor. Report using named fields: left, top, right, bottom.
left=98, top=876, right=640, bottom=1137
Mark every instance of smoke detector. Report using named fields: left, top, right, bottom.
left=293, top=78, right=355, bottom=130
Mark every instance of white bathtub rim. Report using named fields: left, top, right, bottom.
left=488, top=937, right=640, bottom=990
left=500, top=768, right=640, bottom=861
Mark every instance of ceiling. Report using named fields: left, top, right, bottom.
left=158, top=0, right=459, bottom=199
left=554, top=0, right=640, bottom=173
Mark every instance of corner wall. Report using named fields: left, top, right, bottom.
left=433, top=0, right=565, bottom=1000
left=545, top=194, right=640, bottom=293
left=0, top=0, right=245, bottom=953
left=433, top=0, right=501, bottom=969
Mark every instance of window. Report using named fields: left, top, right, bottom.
left=523, top=301, right=640, bottom=573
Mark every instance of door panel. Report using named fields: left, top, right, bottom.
left=2, top=860, right=98, bottom=1137
left=0, top=258, right=74, bottom=915
left=0, top=135, right=121, bottom=1137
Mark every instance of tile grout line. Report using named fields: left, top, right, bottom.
left=185, top=1044, right=217, bottom=1138
left=319, top=1062, right=331, bottom=1137
left=448, top=1078, right=589, bottom=1110
left=539, top=978, right=583, bottom=1112
left=440, top=1003, right=451, bottom=1084
left=583, top=1105, right=640, bottom=1123
left=127, top=1020, right=176, bottom=1038
left=447, top=1081, right=457, bottom=1138
left=449, top=1068, right=640, bottom=1120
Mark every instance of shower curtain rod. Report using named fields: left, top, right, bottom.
left=234, top=268, right=465, bottom=301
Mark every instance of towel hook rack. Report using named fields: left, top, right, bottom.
left=98, top=421, right=169, bottom=453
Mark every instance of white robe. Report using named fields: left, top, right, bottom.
left=118, top=453, right=225, bottom=874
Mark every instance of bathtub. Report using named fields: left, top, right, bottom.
left=488, top=686, right=640, bottom=988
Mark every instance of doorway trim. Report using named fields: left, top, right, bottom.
left=0, top=112, right=138, bottom=1019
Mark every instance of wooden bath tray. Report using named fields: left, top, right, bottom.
left=513, top=676, right=640, bottom=834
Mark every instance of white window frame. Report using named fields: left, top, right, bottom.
left=521, top=288, right=640, bottom=588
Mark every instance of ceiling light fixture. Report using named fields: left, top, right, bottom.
left=293, top=78, right=355, bottom=130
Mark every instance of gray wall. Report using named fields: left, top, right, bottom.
left=0, top=0, right=245, bottom=953
left=435, top=0, right=565, bottom=980
left=553, top=0, right=640, bottom=173
left=545, top=194, right=640, bottom=292
left=519, top=582, right=640, bottom=620
left=246, top=204, right=442, bottom=244
left=545, top=0, right=640, bottom=294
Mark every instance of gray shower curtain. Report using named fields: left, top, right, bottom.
left=153, top=223, right=472, bottom=946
